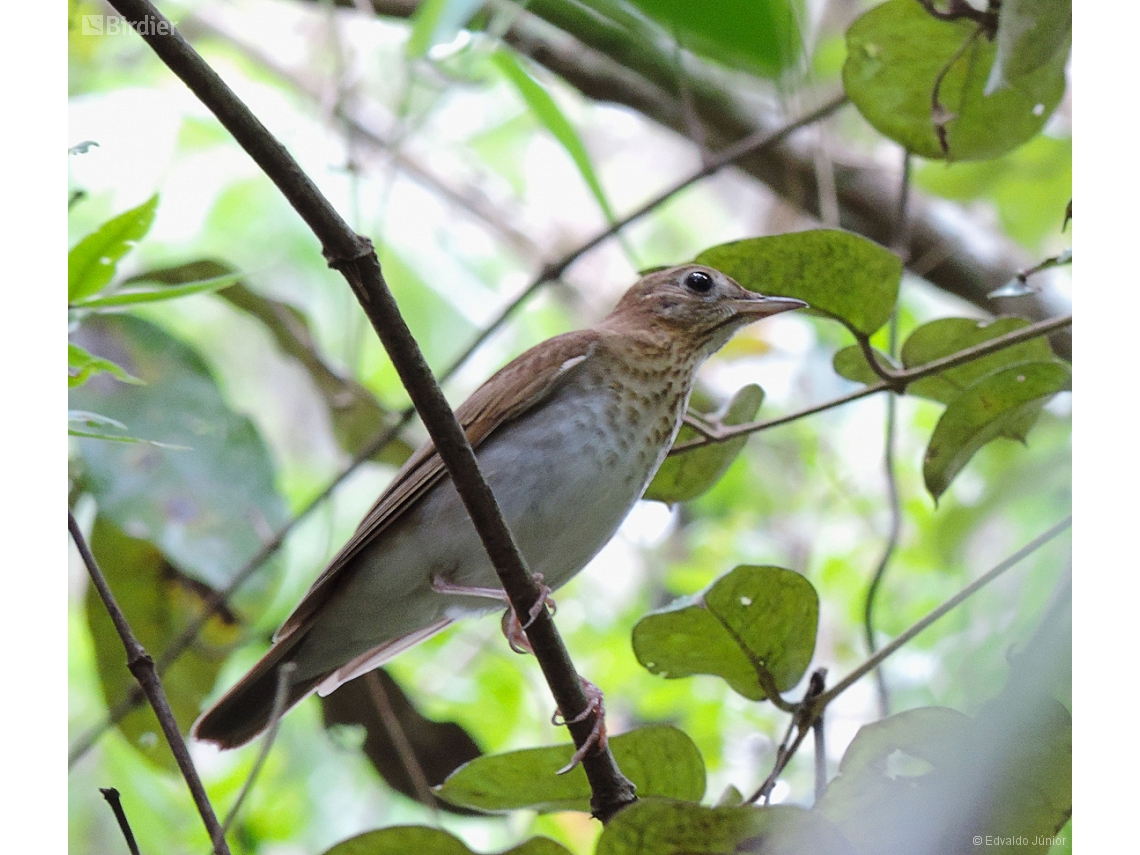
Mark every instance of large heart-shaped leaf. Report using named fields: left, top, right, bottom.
left=596, top=799, right=853, bottom=855
left=843, top=0, right=1067, bottom=160
left=818, top=701, right=1070, bottom=855
left=697, top=231, right=901, bottom=336
left=322, top=827, right=571, bottom=855
left=436, top=725, right=705, bottom=813
left=632, top=565, right=818, bottom=701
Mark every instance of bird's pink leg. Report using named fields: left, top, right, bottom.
left=430, top=573, right=555, bottom=653
left=553, top=678, right=607, bottom=773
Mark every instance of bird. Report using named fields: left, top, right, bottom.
left=192, top=264, right=805, bottom=748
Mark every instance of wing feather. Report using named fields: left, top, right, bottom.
left=275, top=331, right=600, bottom=640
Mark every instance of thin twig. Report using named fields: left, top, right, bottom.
left=815, top=516, right=1072, bottom=709
left=364, top=671, right=437, bottom=809
left=863, top=151, right=912, bottom=718
left=669, top=314, right=1073, bottom=454
left=811, top=716, right=826, bottom=805
left=863, top=370, right=900, bottom=719
left=931, top=24, right=986, bottom=157
left=68, top=414, right=413, bottom=766
left=439, top=94, right=849, bottom=381
left=99, top=788, right=141, bottom=855
left=217, top=662, right=296, bottom=843
left=748, top=669, right=827, bottom=804
left=70, top=514, right=232, bottom=855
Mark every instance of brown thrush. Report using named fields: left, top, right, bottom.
left=193, top=264, right=805, bottom=747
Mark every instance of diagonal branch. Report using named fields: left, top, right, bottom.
left=333, top=0, right=1070, bottom=359
left=105, top=0, right=635, bottom=821
left=814, top=515, right=1071, bottom=710
left=70, top=514, right=232, bottom=855
left=669, top=313, right=1073, bottom=454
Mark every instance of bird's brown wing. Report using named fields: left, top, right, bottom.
left=274, top=330, right=601, bottom=641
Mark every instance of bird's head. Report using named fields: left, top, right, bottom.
left=604, top=264, right=807, bottom=359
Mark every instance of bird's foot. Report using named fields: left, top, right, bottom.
left=499, top=574, right=556, bottom=654
left=553, top=678, right=607, bottom=774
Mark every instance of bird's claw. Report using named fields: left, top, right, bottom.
left=501, top=574, right=555, bottom=654
left=553, top=678, right=607, bottom=774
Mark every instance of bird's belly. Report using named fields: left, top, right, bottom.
left=301, top=375, right=680, bottom=670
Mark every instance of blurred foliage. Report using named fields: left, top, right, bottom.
left=69, top=0, right=1071, bottom=854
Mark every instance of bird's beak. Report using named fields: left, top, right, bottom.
left=733, top=293, right=809, bottom=318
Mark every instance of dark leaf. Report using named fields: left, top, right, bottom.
left=321, top=670, right=483, bottom=813
left=626, top=0, right=801, bottom=78
left=832, top=345, right=894, bottom=386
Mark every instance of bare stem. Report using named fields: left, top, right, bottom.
left=218, top=662, right=296, bottom=841
left=669, top=314, right=1073, bottom=454
left=70, top=513, right=232, bottom=855
left=816, top=516, right=1072, bottom=710
left=99, top=788, right=141, bottom=855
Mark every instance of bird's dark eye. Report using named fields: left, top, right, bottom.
left=684, top=270, right=714, bottom=293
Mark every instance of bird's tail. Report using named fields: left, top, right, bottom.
left=192, top=632, right=323, bottom=749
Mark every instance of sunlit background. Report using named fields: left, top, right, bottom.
left=69, top=1, right=1072, bottom=853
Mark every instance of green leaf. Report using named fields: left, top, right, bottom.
left=322, top=827, right=572, bottom=855
left=625, top=0, right=801, bottom=78
left=697, top=230, right=902, bottom=336
left=84, top=516, right=241, bottom=771
left=843, top=0, right=1067, bottom=160
left=632, top=565, right=819, bottom=701
left=68, top=194, right=158, bottom=302
left=436, top=725, right=705, bottom=813
left=595, top=799, right=854, bottom=855
left=69, top=410, right=128, bottom=432
left=68, top=341, right=141, bottom=388
left=985, top=0, right=1072, bottom=95
left=69, top=314, right=288, bottom=604
left=832, top=345, right=894, bottom=386
left=405, top=0, right=484, bottom=58
left=69, top=271, right=241, bottom=310
left=923, top=362, right=1071, bottom=501
left=123, top=259, right=415, bottom=467
left=645, top=384, right=764, bottom=504
left=818, top=702, right=1070, bottom=855
left=491, top=50, right=618, bottom=224
left=901, top=316, right=1058, bottom=405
